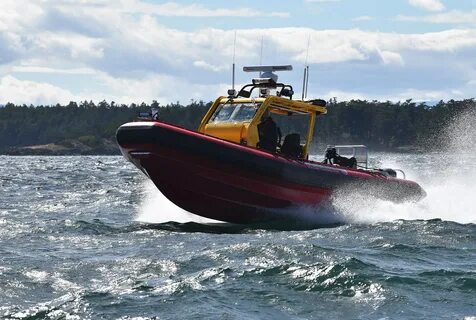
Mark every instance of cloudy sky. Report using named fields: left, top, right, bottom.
left=0, top=0, right=475, bottom=105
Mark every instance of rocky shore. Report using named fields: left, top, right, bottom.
left=3, top=138, right=120, bottom=155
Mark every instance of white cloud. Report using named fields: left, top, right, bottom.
left=397, top=10, right=476, bottom=25
left=193, top=61, right=229, bottom=72
left=377, top=50, right=405, bottom=66
left=305, top=0, right=341, bottom=3
left=34, top=32, right=105, bottom=60
left=398, top=88, right=461, bottom=101
left=320, top=88, right=465, bottom=103
left=94, top=73, right=231, bottom=104
left=0, top=1, right=44, bottom=32
left=0, top=75, right=77, bottom=105
left=10, top=66, right=97, bottom=75
left=408, top=0, right=445, bottom=12
left=0, top=0, right=475, bottom=105
left=352, top=16, right=373, bottom=21
left=149, top=2, right=289, bottom=18
left=2, top=1, right=475, bottom=69
left=271, top=28, right=476, bottom=65
left=53, top=0, right=289, bottom=18
left=0, top=73, right=231, bottom=105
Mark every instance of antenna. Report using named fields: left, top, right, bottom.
left=302, top=35, right=311, bottom=100
left=305, top=65, right=309, bottom=98
left=259, top=35, right=264, bottom=66
left=227, top=31, right=238, bottom=97
left=232, top=30, right=237, bottom=91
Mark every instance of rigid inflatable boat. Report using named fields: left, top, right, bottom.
left=117, top=65, right=426, bottom=224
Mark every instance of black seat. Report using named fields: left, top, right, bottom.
left=281, top=133, right=302, bottom=158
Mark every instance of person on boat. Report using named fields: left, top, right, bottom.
left=257, top=111, right=282, bottom=152
left=323, top=147, right=357, bottom=169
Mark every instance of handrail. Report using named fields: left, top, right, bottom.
left=395, top=169, right=406, bottom=180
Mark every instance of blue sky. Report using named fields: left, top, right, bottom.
left=0, top=0, right=475, bottom=105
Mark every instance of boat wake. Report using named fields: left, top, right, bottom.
left=332, top=107, right=476, bottom=225
left=332, top=165, right=476, bottom=225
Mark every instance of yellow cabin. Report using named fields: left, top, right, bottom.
left=198, top=65, right=327, bottom=159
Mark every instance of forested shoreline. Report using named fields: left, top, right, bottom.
left=0, top=98, right=474, bottom=155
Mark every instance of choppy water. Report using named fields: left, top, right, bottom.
left=0, top=154, right=475, bottom=319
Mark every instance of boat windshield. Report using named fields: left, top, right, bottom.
left=210, top=102, right=260, bottom=123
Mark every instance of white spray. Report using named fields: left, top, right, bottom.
left=136, top=180, right=220, bottom=224
left=332, top=106, right=476, bottom=225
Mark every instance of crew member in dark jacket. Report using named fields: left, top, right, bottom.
left=258, top=113, right=281, bottom=152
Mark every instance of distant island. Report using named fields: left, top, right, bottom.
left=1, top=99, right=474, bottom=155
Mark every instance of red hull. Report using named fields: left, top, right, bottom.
left=128, top=144, right=332, bottom=224
left=117, top=121, right=426, bottom=224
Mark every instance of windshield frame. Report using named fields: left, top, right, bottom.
left=209, top=101, right=261, bottom=124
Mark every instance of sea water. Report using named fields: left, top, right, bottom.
left=1, top=110, right=476, bottom=319
left=0, top=152, right=474, bottom=319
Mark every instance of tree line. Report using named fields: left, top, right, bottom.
left=0, top=98, right=474, bottom=153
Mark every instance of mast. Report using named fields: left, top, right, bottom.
left=305, top=65, right=309, bottom=98
left=232, top=30, right=237, bottom=91
left=301, top=35, right=311, bottom=100
left=228, top=31, right=238, bottom=97
left=259, top=35, right=264, bottom=67
left=302, top=67, right=307, bottom=100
